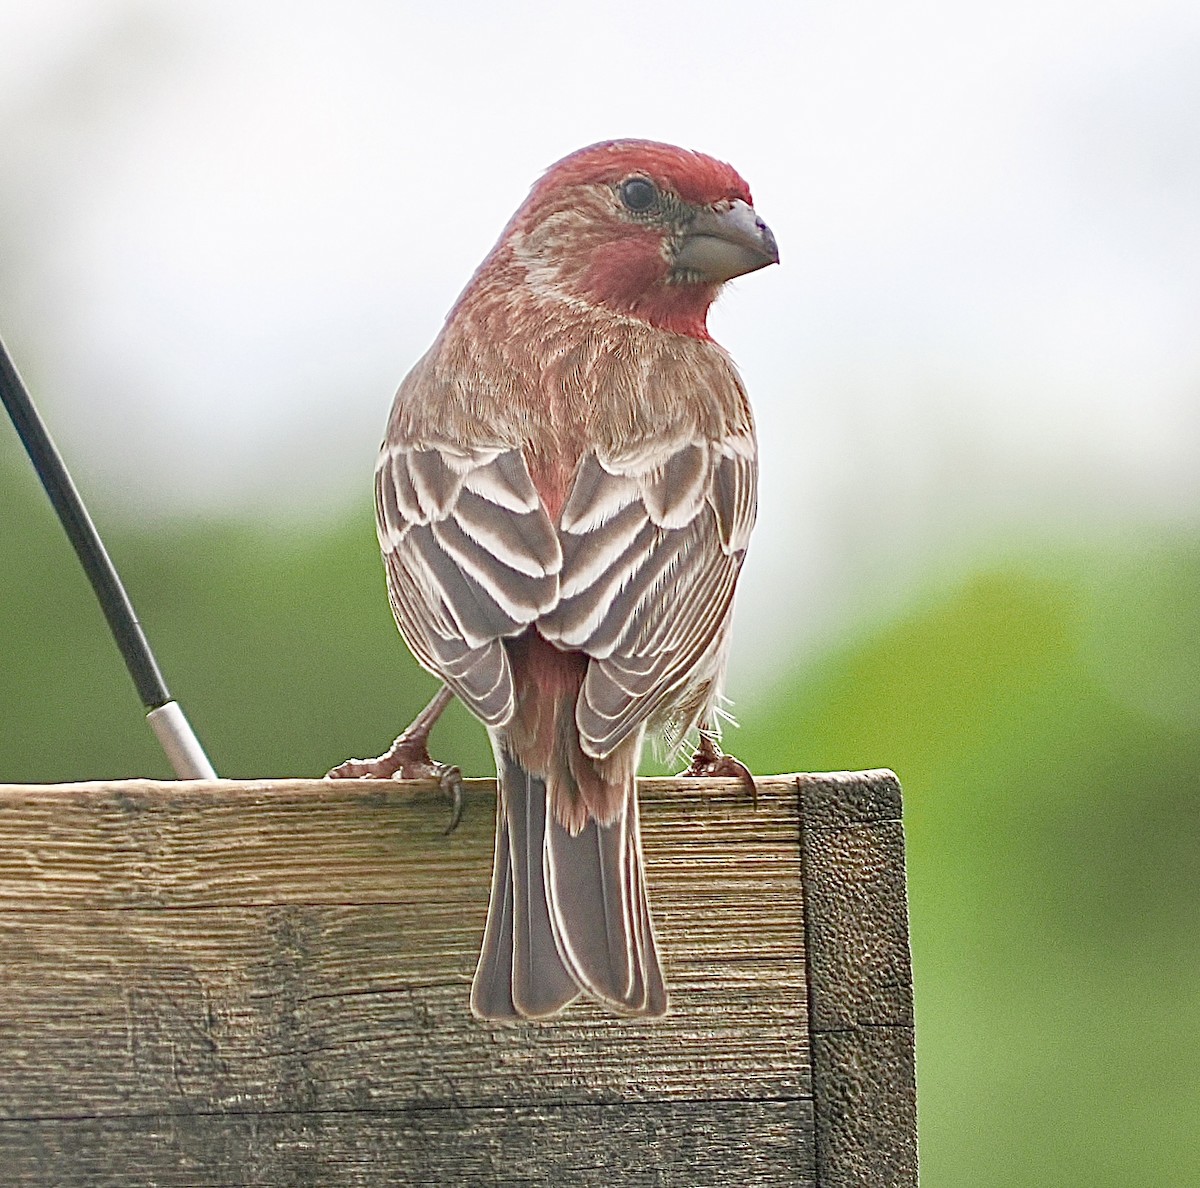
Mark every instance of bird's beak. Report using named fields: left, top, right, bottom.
left=672, top=199, right=779, bottom=283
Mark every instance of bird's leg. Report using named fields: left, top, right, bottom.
left=326, top=685, right=463, bottom=832
left=681, top=726, right=758, bottom=807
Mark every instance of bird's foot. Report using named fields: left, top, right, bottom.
left=681, top=733, right=758, bottom=807
left=326, top=735, right=464, bottom=834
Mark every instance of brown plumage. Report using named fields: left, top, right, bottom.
left=370, top=140, right=777, bottom=1018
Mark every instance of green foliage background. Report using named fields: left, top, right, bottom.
left=2, top=453, right=1196, bottom=1186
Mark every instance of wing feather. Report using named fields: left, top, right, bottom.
left=559, top=501, right=649, bottom=598
left=642, top=443, right=708, bottom=529
left=376, top=444, right=561, bottom=725
left=541, top=433, right=756, bottom=757
left=454, top=488, right=560, bottom=579
left=560, top=461, right=642, bottom=534
left=546, top=520, right=658, bottom=647
left=578, top=529, right=692, bottom=656
left=708, top=433, right=756, bottom=553
left=576, top=553, right=739, bottom=754
left=377, top=414, right=755, bottom=753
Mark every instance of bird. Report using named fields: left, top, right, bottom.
left=328, top=139, right=778, bottom=1020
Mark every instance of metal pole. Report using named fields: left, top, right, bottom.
left=0, top=336, right=216, bottom=779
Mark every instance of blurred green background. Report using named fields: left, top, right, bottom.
left=3, top=453, right=1196, bottom=1185
left=4, top=3, right=1199, bottom=1185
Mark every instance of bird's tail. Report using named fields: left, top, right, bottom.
left=470, top=748, right=668, bottom=1021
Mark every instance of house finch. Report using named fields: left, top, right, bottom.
left=330, top=140, right=777, bottom=1019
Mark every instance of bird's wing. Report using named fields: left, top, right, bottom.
left=538, top=429, right=757, bottom=757
left=375, top=441, right=562, bottom=726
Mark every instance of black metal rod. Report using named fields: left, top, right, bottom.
left=0, top=335, right=171, bottom=709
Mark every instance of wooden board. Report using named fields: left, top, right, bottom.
left=0, top=771, right=916, bottom=1186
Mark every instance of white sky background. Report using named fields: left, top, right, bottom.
left=1, top=0, right=1198, bottom=684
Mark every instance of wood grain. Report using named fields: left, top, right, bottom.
left=0, top=771, right=914, bottom=1186
left=799, top=771, right=918, bottom=1187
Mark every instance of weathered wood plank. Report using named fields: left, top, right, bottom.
left=0, top=905, right=805, bottom=1117
left=799, top=771, right=918, bottom=1187
left=0, top=1100, right=814, bottom=1187
left=0, top=771, right=915, bottom=1186
left=0, top=777, right=801, bottom=910
left=0, top=776, right=815, bottom=1184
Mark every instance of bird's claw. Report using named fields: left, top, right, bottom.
left=438, top=764, right=465, bottom=835
left=326, top=738, right=464, bottom=834
left=681, top=736, right=758, bottom=807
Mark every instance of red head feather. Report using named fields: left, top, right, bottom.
left=528, top=139, right=753, bottom=211
left=473, top=140, right=762, bottom=339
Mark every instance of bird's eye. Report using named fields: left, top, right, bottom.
left=619, top=176, right=659, bottom=213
